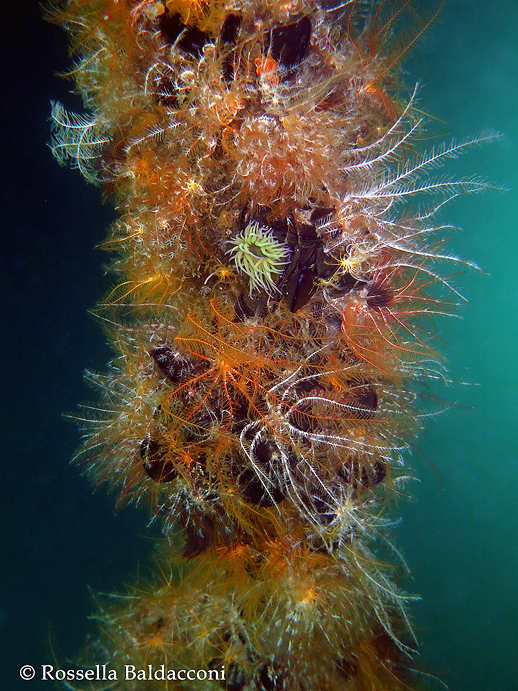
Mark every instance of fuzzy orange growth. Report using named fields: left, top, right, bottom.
left=49, top=1, right=477, bottom=688
left=233, top=112, right=337, bottom=209
left=204, top=260, right=237, bottom=288
left=101, top=272, right=182, bottom=312
left=255, top=55, right=279, bottom=87
left=164, top=0, right=224, bottom=32
left=364, top=0, right=445, bottom=119
left=134, top=616, right=172, bottom=666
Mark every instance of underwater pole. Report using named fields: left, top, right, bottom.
left=47, top=1, right=489, bottom=688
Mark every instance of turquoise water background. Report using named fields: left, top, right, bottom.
left=1, top=1, right=516, bottom=689
left=402, top=2, right=518, bottom=688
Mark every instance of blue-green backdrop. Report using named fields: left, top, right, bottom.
left=403, top=2, right=518, bottom=688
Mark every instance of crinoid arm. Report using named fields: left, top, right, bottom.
left=48, top=0, right=493, bottom=689
left=49, top=100, right=110, bottom=183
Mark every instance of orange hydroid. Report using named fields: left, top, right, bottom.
left=48, top=0, right=492, bottom=688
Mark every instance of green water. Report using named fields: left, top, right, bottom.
left=401, top=2, right=518, bottom=688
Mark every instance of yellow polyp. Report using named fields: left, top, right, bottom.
left=204, top=260, right=237, bottom=288
left=99, top=272, right=183, bottom=312
left=165, top=0, right=207, bottom=28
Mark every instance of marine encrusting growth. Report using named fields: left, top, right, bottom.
left=48, top=0, right=489, bottom=688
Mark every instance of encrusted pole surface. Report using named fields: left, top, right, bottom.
left=48, top=1, right=488, bottom=688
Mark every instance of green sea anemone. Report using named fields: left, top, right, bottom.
left=226, top=222, right=290, bottom=296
